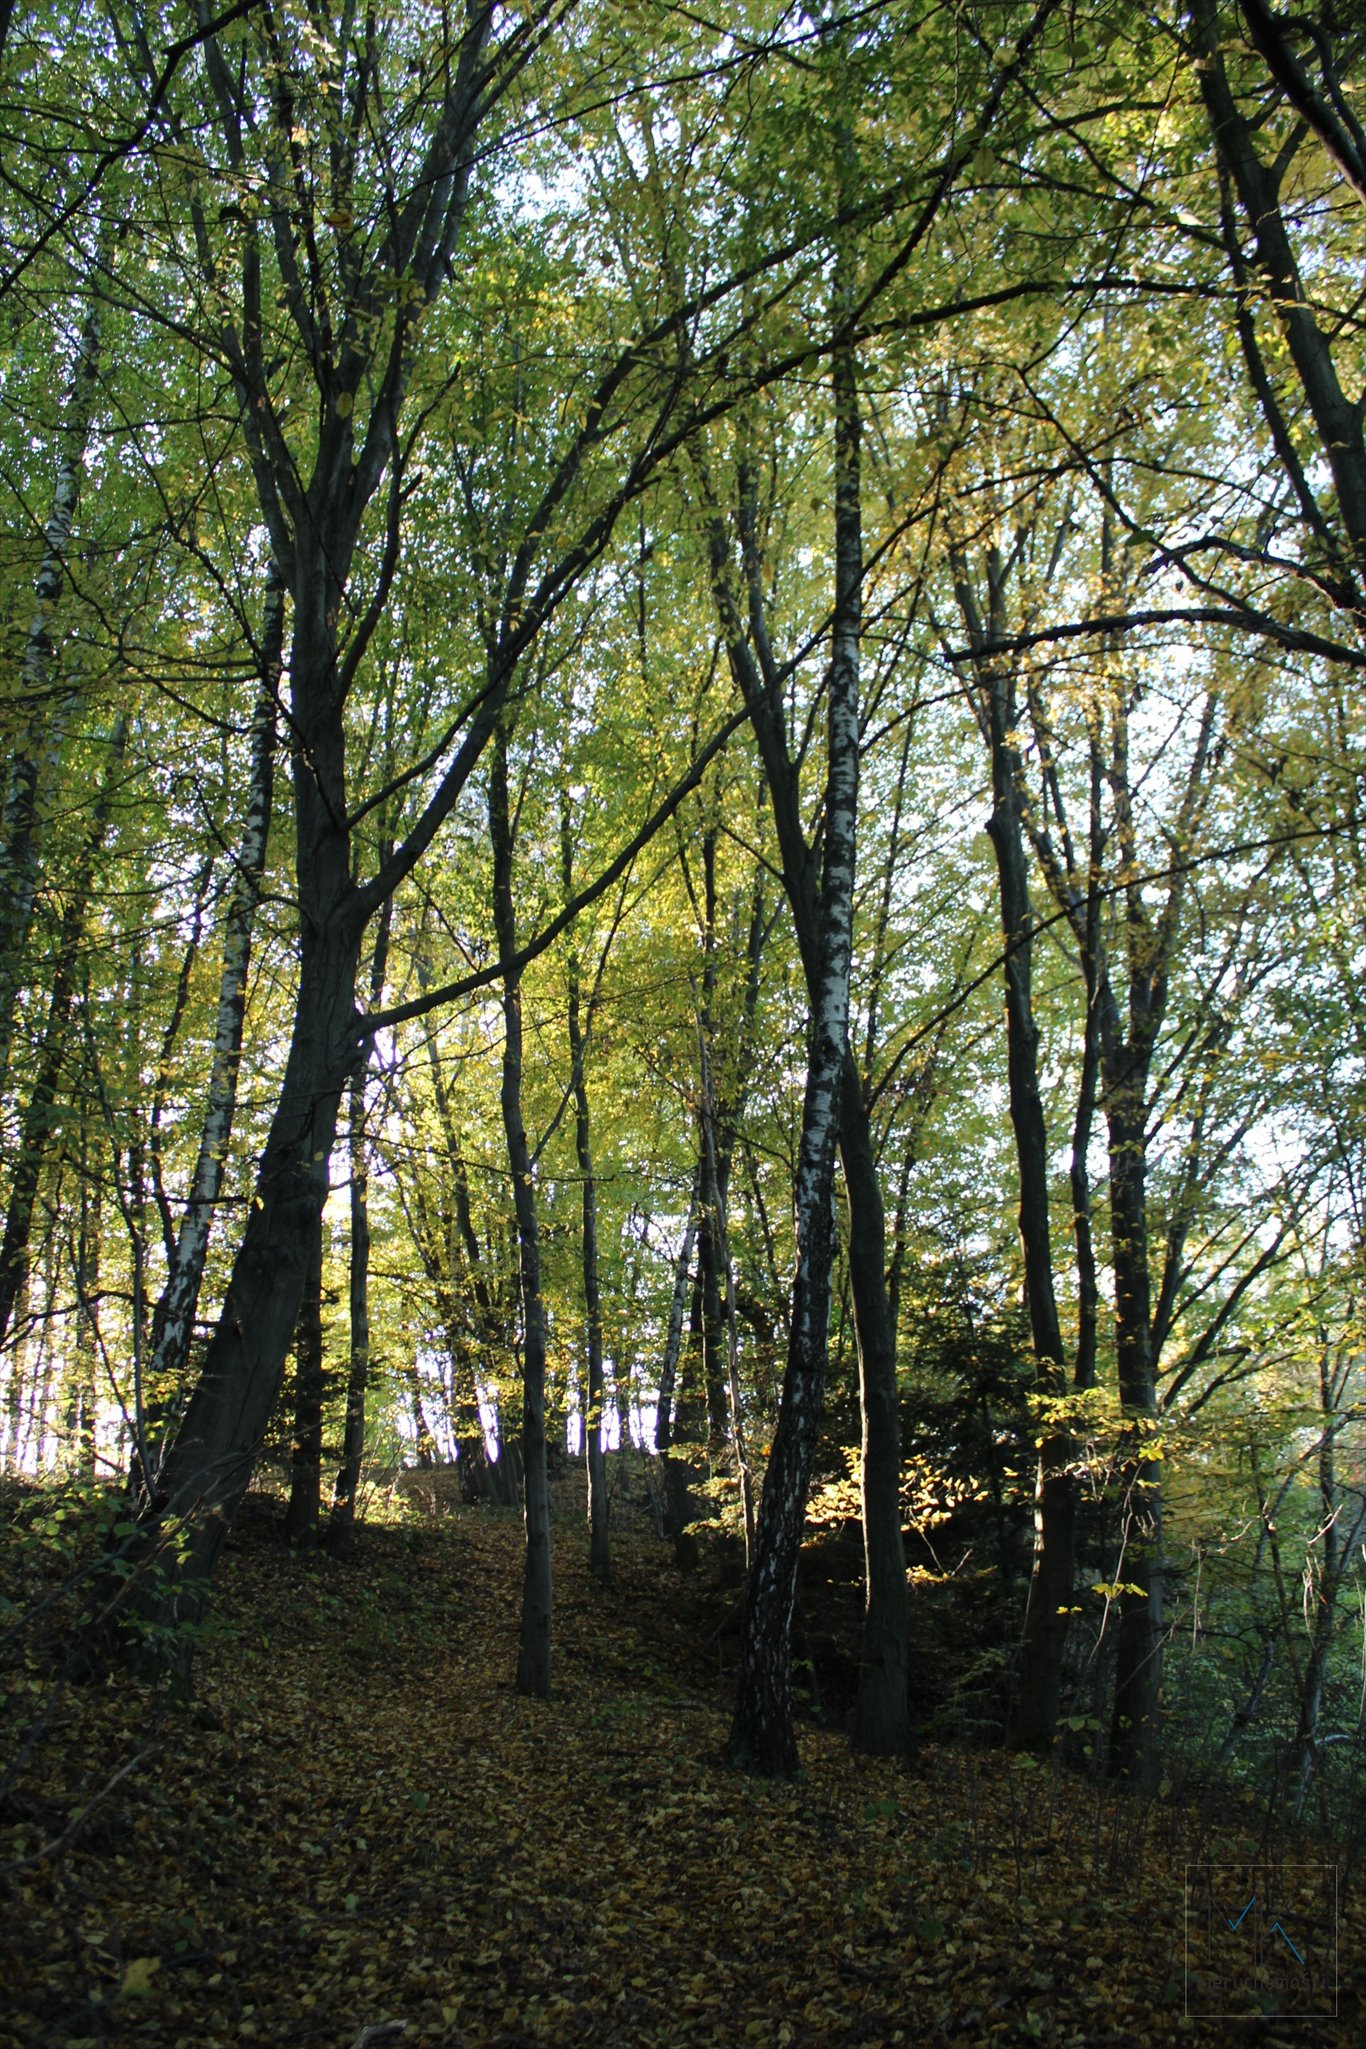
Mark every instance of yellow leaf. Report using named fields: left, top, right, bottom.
left=120, top=1956, right=161, bottom=1998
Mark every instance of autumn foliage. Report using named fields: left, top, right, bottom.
left=1, top=1491, right=1357, bottom=2047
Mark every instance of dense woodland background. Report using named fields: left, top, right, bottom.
left=3, top=0, right=1366, bottom=1949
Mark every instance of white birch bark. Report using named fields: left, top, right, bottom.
left=726, top=318, right=861, bottom=1776
left=0, top=284, right=104, bottom=1098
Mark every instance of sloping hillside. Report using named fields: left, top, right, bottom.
left=0, top=1494, right=1355, bottom=2047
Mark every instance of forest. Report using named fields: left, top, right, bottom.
left=0, top=0, right=1364, bottom=2039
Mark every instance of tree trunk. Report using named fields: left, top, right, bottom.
left=840, top=1089, right=910, bottom=1756
left=490, top=726, right=552, bottom=1698
left=654, top=1188, right=700, bottom=1554
left=0, top=276, right=105, bottom=1099
left=72, top=1129, right=102, bottom=1478
left=953, top=545, right=1074, bottom=1752
left=706, top=456, right=910, bottom=1757
left=144, top=568, right=282, bottom=1445
left=330, top=890, right=393, bottom=1553
left=655, top=1179, right=698, bottom=1461
left=1018, top=654, right=1219, bottom=1789
left=95, top=0, right=499, bottom=1676
left=329, top=1070, right=372, bottom=1551
left=117, top=611, right=367, bottom=1663
left=1104, top=1078, right=1164, bottom=1788
left=1192, top=0, right=1366, bottom=591
left=562, top=808, right=610, bottom=1582
left=696, top=1026, right=755, bottom=1560
left=726, top=323, right=861, bottom=1777
left=0, top=716, right=128, bottom=1354
left=1290, top=1337, right=1366, bottom=1820
left=284, top=1209, right=326, bottom=1547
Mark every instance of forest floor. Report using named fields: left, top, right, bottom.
left=0, top=1483, right=1358, bottom=2049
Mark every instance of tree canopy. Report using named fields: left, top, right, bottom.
left=2, top=0, right=1365, bottom=1861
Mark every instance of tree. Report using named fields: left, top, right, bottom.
left=106, top=0, right=763, bottom=1654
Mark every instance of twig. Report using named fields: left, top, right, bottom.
left=0, top=1747, right=154, bottom=1877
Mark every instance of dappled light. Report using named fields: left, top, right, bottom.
left=2, top=0, right=1365, bottom=2035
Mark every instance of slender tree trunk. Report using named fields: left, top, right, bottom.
left=330, top=890, right=393, bottom=1552
left=696, top=1028, right=755, bottom=1559
left=706, top=455, right=910, bottom=1756
left=143, top=569, right=282, bottom=1446
left=726, top=324, right=861, bottom=1777
left=655, top=1180, right=699, bottom=1460
left=329, top=1071, right=372, bottom=1547
left=1290, top=1339, right=1366, bottom=1820
left=570, top=968, right=609, bottom=1581
left=840, top=1093, right=910, bottom=1755
left=0, top=716, right=128, bottom=1354
left=654, top=1187, right=699, bottom=1551
left=1104, top=1075, right=1164, bottom=1787
left=409, top=1372, right=439, bottom=1466
left=1070, top=875, right=1103, bottom=1396
left=953, top=546, right=1074, bottom=1751
left=1019, top=653, right=1218, bottom=1787
left=73, top=1132, right=102, bottom=1477
left=285, top=1209, right=326, bottom=1547
left=562, top=810, right=609, bottom=1581
left=0, top=279, right=105, bottom=1099
left=490, top=726, right=552, bottom=1697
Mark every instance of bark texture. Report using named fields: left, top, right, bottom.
left=330, top=893, right=393, bottom=1551
left=562, top=807, right=609, bottom=1581
left=490, top=729, right=552, bottom=1699
left=0, top=716, right=128, bottom=1354
left=144, top=567, right=282, bottom=1439
left=284, top=1210, right=326, bottom=1548
left=952, top=544, right=1074, bottom=1752
left=726, top=327, right=862, bottom=1776
left=706, top=444, right=911, bottom=1758
left=0, top=278, right=104, bottom=1099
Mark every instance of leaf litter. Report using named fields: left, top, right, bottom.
left=1, top=1499, right=1358, bottom=2048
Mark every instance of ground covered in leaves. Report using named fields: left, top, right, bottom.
left=1, top=1489, right=1357, bottom=2049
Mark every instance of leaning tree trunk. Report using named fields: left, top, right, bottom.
left=142, top=566, right=282, bottom=1456
left=712, top=648, right=911, bottom=1749
left=490, top=725, right=553, bottom=1698
left=94, top=0, right=501, bottom=1679
left=114, top=569, right=370, bottom=1669
left=726, top=323, right=861, bottom=1778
